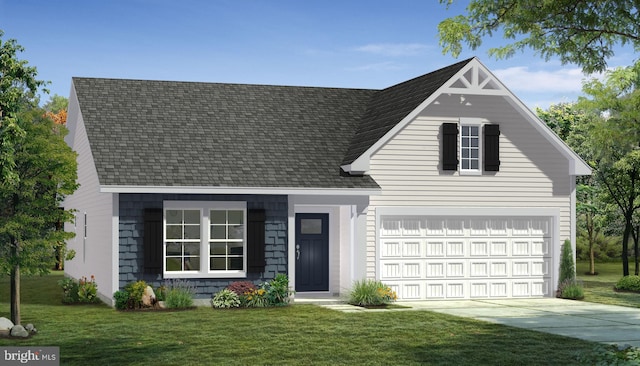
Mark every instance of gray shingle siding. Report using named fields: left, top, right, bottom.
left=118, top=193, right=288, bottom=298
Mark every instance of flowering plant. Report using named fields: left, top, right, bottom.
left=245, top=287, right=269, bottom=307
left=78, top=275, right=99, bottom=303
left=348, top=279, right=397, bottom=306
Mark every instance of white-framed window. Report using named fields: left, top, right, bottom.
left=163, top=201, right=247, bottom=278
left=460, top=119, right=481, bottom=174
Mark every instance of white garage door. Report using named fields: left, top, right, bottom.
left=379, top=216, right=553, bottom=300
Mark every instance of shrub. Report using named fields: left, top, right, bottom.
left=615, top=275, right=640, bottom=292
left=348, top=279, right=397, bottom=306
left=558, top=239, right=576, bottom=286
left=245, top=287, right=269, bottom=307
left=265, top=273, right=293, bottom=306
left=226, top=281, right=257, bottom=297
left=77, top=275, right=99, bottom=303
left=58, top=277, right=79, bottom=304
left=124, top=280, right=148, bottom=308
left=164, top=279, right=195, bottom=309
left=578, top=345, right=640, bottom=364
left=211, top=289, right=241, bottom=309
left=155, top=285, right=167, bottom=302
left=559, top=279, right=585, bottom=300
left=113, top=290, right=130, bottom=310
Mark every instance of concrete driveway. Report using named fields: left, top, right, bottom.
left=404, top=298, right=640, bottom=347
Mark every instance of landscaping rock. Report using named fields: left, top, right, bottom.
left=10, top=325, right=29, bottom=338
left=25, top=324, right=34, bottom=332
left=141, top=286, right=156, bottom=307
left=0, top=317, right=14, bottom=331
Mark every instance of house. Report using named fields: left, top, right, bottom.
left=63, top=57, right=591, bottom=305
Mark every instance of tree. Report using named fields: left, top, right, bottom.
left=1, top=30, right=46, bottom=187
left=438, top=0, right=640, bottom=73
left=43, top=95, right=68, bottom=126
left=0, top=31, right=78, bottom=325
left=536, top=103, right=607, bottom=275
left=0, top=109, right=78, bottom=324
left=579, top=63, right=640, bottom=276
left=43, top=94, right=68, bottom=113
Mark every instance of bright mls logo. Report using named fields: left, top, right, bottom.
left=1, top=347, right=59, bottom=365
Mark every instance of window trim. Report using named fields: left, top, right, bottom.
left=163, top=201, right=247, bottom=279
left=459, top=118, right=483, bottom=175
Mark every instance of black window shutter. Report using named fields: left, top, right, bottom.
left=143, top=208, right=163, bottom=275
left=247, top=209, right=266, bottom=274
left=442, top=123, right=459, bottom=170
left=484, top=124, right=500, bottom=171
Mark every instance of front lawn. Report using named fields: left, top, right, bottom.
left=577, top=261, right=640, bottom=308
left=0, top=272, right=600, bottom=365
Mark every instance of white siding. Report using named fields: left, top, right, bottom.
left=63, top=86, right=115, bottom=303
left=366, top=97, right=573, bottom=283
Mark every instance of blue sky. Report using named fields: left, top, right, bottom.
left=0, top=0, right=636, bottom=110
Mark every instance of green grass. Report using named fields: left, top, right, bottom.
left=0, top=272, right=600, bottom=365
left=577, top=261, right=640, bottom=308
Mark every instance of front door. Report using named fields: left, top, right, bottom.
left=295, top=213, right=329, bottom=292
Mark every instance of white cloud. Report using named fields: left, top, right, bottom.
left=493, top=66, right=590, bottom=93
left=354, top=43, right=430, bottom=57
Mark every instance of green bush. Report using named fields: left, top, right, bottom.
left=211, top=289, right=241, bottom=309
left=245, top=286, right=269, bottom=307
left=58, top=277, right=79, bottom=304
left=578, top=345, right=640, bottom=364
left=165, top=279, right=195, bottom=309
left=124, top=280, right=148, bottom=308
left=265, top=273, right=293, bottom=306
left=155, top=285, right=167, bottom=302
left=348, top=279, right=397, bottom=306
left=559, top=280, right=585, bottom=300
left=615, top=275, right=640, bottom=292
left=77, top=275, right=99, bottom=303
left=113, top=290, right=130, bottom=310
left=58, top=276, right=100, bottom=304
left=558, top=239, right=576, bottom=286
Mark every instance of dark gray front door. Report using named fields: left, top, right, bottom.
left=295, top=213, right=329, bottom=292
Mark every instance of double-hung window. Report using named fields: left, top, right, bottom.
left=460, top=124, right=480, bottom=173
left=163, top=201, right=247, bottom=278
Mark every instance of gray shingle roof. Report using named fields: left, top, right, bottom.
left=72, top=59, right=472, bottom=190
left=342, top=58, right=472, bottom=165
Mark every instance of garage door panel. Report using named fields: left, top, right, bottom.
left=470, top=241, right=489, bottom=256
left=490, top=240, right=508, bottom=256
left=403, top=262, right=422, bottom=278
left=446, top=241, right=465, bottom=256
left=426, top=241, right=445, bottom=256
left=470, top=262, right=488, bottom=277
left=379, top=215, right=553, bottom=300
left=532, top=239, right=550, bottom=256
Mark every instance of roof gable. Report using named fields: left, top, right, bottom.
left=342, top=57, right=591, bottom=176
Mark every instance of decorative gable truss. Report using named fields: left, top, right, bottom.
left=441, top=61, right=509, bottom=96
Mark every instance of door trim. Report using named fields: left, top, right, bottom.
left=290, top=205, right=339, bottom=294
left=295, top=213, right=329, bottom=292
